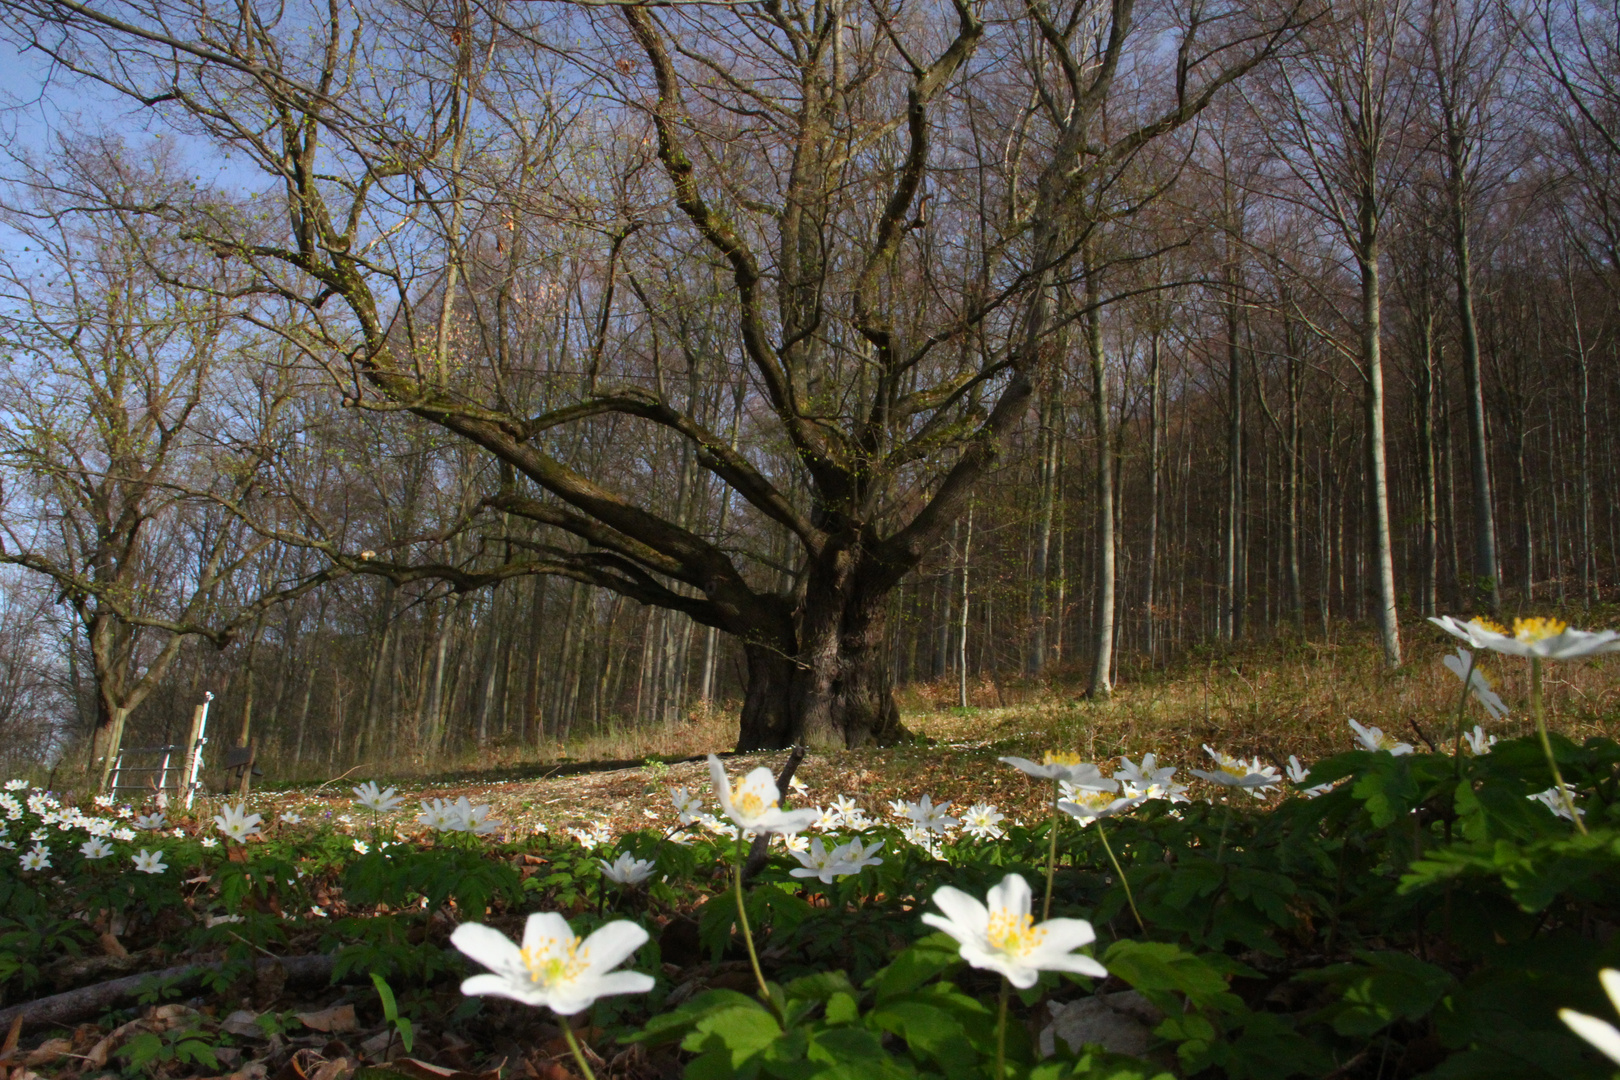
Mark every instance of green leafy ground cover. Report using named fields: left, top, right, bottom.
left=4, top=633, right=1620, bottom=1080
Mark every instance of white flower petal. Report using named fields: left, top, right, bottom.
left=461, top=973, right=542, bottom=1005
left=453, top=922, right=524, bottom=974
left=986, top=873, right=1032, bottom=920
left=587, top=970, right=657, bottom=1000
left=579, top=920, right=649, bottom=974
left=1037, top=952, right=1109, bottom=980
left=1035, top=917, right=1097, bottom=953
left=1561, top=1009, right=1620, bottom=1065
left=1601, top=969, right=1620, bottom=1012
left=707, top=755, right=734, bottom=817
left=928, top=885, right=989, bottom=937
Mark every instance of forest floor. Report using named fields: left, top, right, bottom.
left=249, top=622, right=1620, bottom=840
left=10, top=622, right=1620, bottom=1080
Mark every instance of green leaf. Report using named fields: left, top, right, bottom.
left=786, top=970, right=857, bottom=1004
left=116, top=1032, right=165, bottom=1070
left=866, top=999, right=979, bottom=1080
left=174, top=1038, right=221, bottom=1071
left=1217, top=1012, right=1331, bottom=1080
left=1301, top=950, right=1454, bottom=1036
left=867, top=934, right=961, bottom=1003
left=1103, top=941, right=1239, bottom=1015
left=371, top=972, right=399, bottom=1021
left=824, top=992, right=859, bottom=1025
left=683, top=1001, right=782, bottom=1071
left=1351, top=757, right=1419, bottom=828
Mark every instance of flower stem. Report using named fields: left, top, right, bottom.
left=732, top=841, right=773, bottom=1006
left=1095, top=821, right=1144, bottom=932
left=1215, top=802, right=1233, bottom=863
left=1450, top=651, right=1477, bottom=774
left=995, top=977, right=1010, bottom=1080
left=1043, top=780, right=1060, bottom=921
left=1531, top=657, right=1587, bottom=835
left=560, top=1019, right=598, bottom=1080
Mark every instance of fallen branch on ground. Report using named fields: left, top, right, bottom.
left=0, top=953, right=338, bottom=1032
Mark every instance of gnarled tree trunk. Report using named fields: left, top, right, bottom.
left=736, top=553, right=906, bottom=750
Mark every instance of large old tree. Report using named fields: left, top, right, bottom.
left=7, top=0, right=1306, bottom=748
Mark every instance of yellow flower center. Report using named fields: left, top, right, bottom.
left=1469, top=616, right=1508, bottom=635
left=1071, top=790, right=1115, bottom=811
left=1512, top=617, right=1567, bottom=643
left=521, top=936, right=589, bottom=986
left=733, top=787, right=776, bottom=819
left=1043, top=752, right=1084, bottom=767
left=986, top=908, right=1046, bottom=956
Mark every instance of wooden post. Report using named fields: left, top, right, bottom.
left=97, top=707, right=128, bottom=793
left=184, top=694, right=212, bottom=810
left=237, top=739, right=256, bottom=797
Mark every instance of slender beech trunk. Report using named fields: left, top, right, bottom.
left=1144, top=332, right=1163, bottom=660
left=1415, top=319, right=1440, bottom=617
left=958, top=504, right=973, bottom=708
left=1568, top=277, right=1596, bottom=604
left=1447, top=151, right=1500, bottom=611
left=1028, top=389, right=1057, bottom=675
left=1086, top=265, right=1115, bottom=700
left=1223, top=282, right=1245, bottom=641
left=292, top=660, right=315, bottom=771
left=1285, top=330, right=1304, bottom=630
left=1359, top=206, right=1402, bottom=668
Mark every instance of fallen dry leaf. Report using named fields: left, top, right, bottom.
left=309, top=1056, right=352, bottom=1080
left=269, top=1046, right=325, bottom=1080
left=22, top=1038, right=72, bottom=1067
left=1, top=1014, right=25, bottom=1064
left=297, top=1005, right=357, bottom=1034
left=84, top=1019, right=148, bottom=1069
left=381, top=1056, right=505, bottom=1080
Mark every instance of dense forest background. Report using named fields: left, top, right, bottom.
left=0, top=0, right=1616, bottom=777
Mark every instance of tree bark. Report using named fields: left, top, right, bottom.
left=1086, top=272, right=1116, bottom=699
left=1223, top=274, right=1246, bottom=642
left=1144, top=332, right=1163, bottom=659
left=1360, top=216, right=1402, bottom=668
left=1028, top=390, right=1057, bottom=676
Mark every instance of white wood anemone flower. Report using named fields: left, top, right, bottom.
left=79, top=837, right=114, bottom=860
left=792, top=837, right=885, bottom=882
left=452, top=912, right=655, bottom=1015
left=1188, top=746, right=1281, bottom=799
left=131, top=849, right=167, bottom=874
left=903, top=794, right=960, bottom=834
left=1116, top=754, right=1189, bottom=803
left=998, top=753, right=1118, bottom=791
left=1430, top=615, right=1620, bottom=661
left=213, top=803, right=262, bottom=842
left=1056, top=788, right=1146, bottom=827
left=668, top=786, right=704, bottom=825
left=599, top=851, right=658, bottom=886
left=922, top=872, right=1107, bottom=989
left=353, top=782, right=404, bottom=813
left=706, top=755, right=819, bottom=836
left=1561, top=968, right=1620, bottom=1065
left=1348, top=719, right=1414, bottom=756
left=1286, top=757, right=1335, bottom=798
left=417, top=798, right=459, bottom=831
left=1440, top=648, right=1509, bottom=720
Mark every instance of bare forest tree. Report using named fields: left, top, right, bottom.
left=0, top=0, right=1616, bottom=774
left=0, top=0, right=1308, bottom=749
